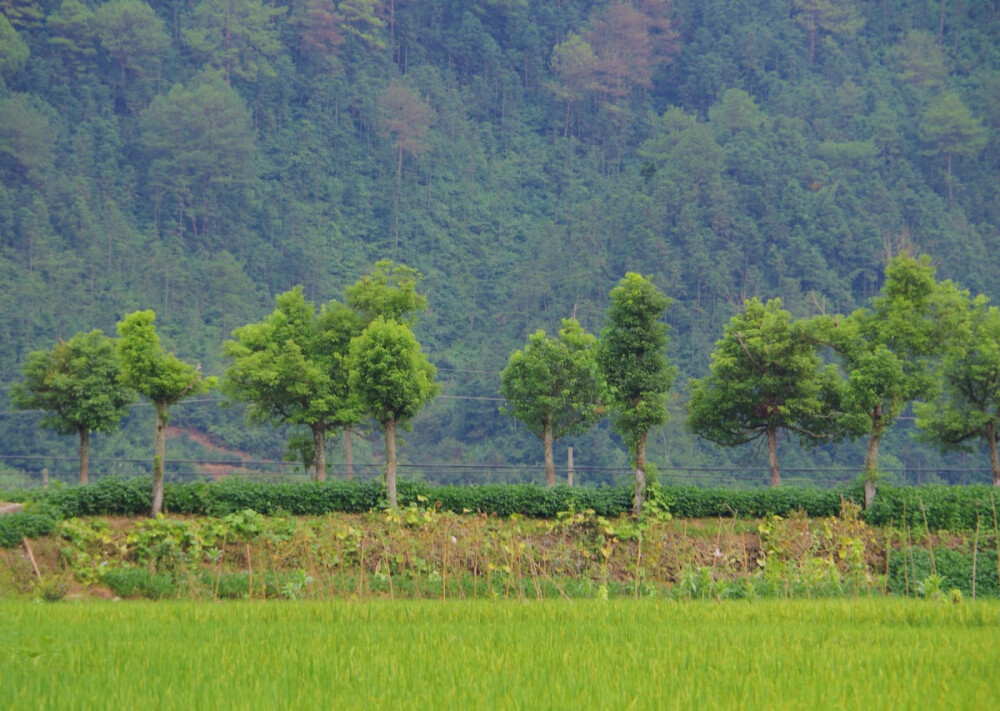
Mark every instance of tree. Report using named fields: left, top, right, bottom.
left=0, top=14, right=29, bottom=80
left=94, top=0, right=170, bottom=105
left=500, top=319, right=604, bottom=487
left=0, top=94, right=56, bottom=185
left=291, top=0, right=344, bottom=74
left=825, top=254, right=965, bottom=506
left=344, top=259, right=427, bottom=326
left=349, top=317, right=439, bottom=508
left=792, top=0, right=864, bottom=64
left=376, top=78, right=435, bottom=247
left=597, top=273, right=676, bottom=515
left=139, top=72, right=256, bottom=238
left=117, top=311, right=216, bottom=515
left=223, top=287, right=362, bottom=482
left=184, top=0, right=286, bottom=87
left=915, top=295, right=1000, bottom=486
left=920, top=93, right=988, bottom=204
left=687, top=298, right=838, bottom=487
left=549, top=33, right=599, bottom=137
left=377, top=78, right=435, bottom=178
left=11, top=330, right=133, bottom=484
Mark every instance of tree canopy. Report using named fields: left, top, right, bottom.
left=500, top=318, right=603, bottom=486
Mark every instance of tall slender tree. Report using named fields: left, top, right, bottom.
left=117, top=311, right=215, bottom=515
left=349, top=317, right=438, bottom=508
left=597, top=273, right=676, bottom=515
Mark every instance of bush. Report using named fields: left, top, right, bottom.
left=887, top=547, right=1000, bottom=599
left=0, top=511, right=57, bottom=548
left=863, top=484, right=998, bottom=530
left=101, top=567, right=177, bottom=599
left=16, top=476, right=998, bottom=530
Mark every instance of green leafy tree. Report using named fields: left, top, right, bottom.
left=549, top=32, right=599, bottom=137
left=0, top=94, right=55, bottom=185
left=500, top=318, right=604, bottom=487
left=139, top=72, right=255, bottom=238
left=94, top=0, right=170, bottom=105
left=223, top=287, right=362, bottom=482
left=117, top=310, right=216, bottom=515
left=792, top=0, right=864, bottom=64
left=920, top=93, right=988, bottom=204
left=825, top=254, right=965, bottom=506
left=687, top=298, right=839, bottom=487
left=349, top=317, right=439, bottom=508
left=0, top=14, right=29, bottom=80
left=345, top=259, right=427, bottom=325
left=597, top=273, right=676, bottom=515
left=11, top=330, right=133, bottom=484
left=915, top=294, right=1000, bottom=486
left=184, top=0, right=287, bottom=86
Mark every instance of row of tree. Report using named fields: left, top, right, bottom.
left=501, top=253, right=1000, bottom=511
left=14, top=254, right=1000, bottom=519
left=12, top=261, right=438, bottom=514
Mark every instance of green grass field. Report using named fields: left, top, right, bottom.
left=2, top=599, right=998, bottom=710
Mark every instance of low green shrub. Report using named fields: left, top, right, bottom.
left=0, top=511, right=57, bottom=548
left=16, top=476, right=998, bottom=531
left=863, top=484, right=998, bottom=530
left=887, top=547, right=1000, bottom=599
left=101, top=567, right=177, bottom=599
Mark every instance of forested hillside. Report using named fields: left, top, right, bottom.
left=1, top=0, right=998, bottom=484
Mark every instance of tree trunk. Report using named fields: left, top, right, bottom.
left=312, top=422, right=326, bottom=482
left=543, top=419, right=555, bottom=487
left=864, top=433, right=880, bottom=509
left=152, top=403, right=167, bottom=516
left=78, top=426, right=90, bottom=486
left=344, top=427, right=354, bottom=481
left=632, top=430, right=648, bottom=516
left=384, top=418, right=398, bottom=508
left=988, top=422, right=1000, bottom=487
left=767, top=426, right=780, bottom=487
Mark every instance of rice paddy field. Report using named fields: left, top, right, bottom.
left=2, top=599, right=998, bottom=710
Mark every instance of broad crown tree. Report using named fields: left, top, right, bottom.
left=500, top=318, right=604, bottom=487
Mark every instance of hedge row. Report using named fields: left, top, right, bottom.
left=3, top=479, right=997, bottom=544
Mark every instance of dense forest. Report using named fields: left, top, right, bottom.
left=1, top=0, right=998, bottom=486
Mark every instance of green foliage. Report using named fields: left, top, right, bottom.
left=688, top=298, right=838, bottom=483
left=349, top=317, right=439, bottom=427
left=223, top=286, right=361, bottom=479
left=500, top=318, right=603, bottom=484
left=10, top=329, right=131, bottom=433
left=862, top=484, right=999, bottom=531
left=598, top=273, right=676, bottom=452
left=101, top=567, right=176, bottom=599
left=117, top=310, right=215, bottom=408
left=0, top=14, right=29, bottom=78
left=0, top=510, right=56, bottom=547
left=915, top=295, right=1000, bottom=484
left=889, top=548, right=999, bottom=600
left=344, top=260, right=428, bottom=326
